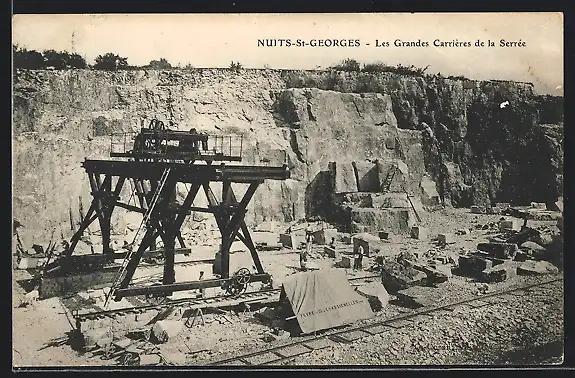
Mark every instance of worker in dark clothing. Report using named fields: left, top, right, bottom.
left=353, top=245, right=364, bottom=271
left=198, top=271, right=206, bottom=298
left=328, top=237, right=336, bottom=249
left=300, top=231, right=313, bottom=271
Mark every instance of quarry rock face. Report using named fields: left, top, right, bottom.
left=13, top=68, right=563, bottom=246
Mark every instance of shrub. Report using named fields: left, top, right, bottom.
left=13, top=45, right=44, bottom=69
left=330, top=58, right=361, bottom=72
left=361, top=62, right=393, bottom=73
left=13, top=45, right=87, bottom=70
left=147, top=58, right=172, bottom=69
left=93, top=53, right=129, bottom=70
left=230, top=61, right=243, bottom=70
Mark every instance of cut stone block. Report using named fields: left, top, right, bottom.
left=355, top=282, right=390, bottom=312
left=380, top=259, right=427, bottom=292
left=482, top=263, right=517, bottom=283
left=499, top=219, right=522, bottom=232
left=255, top=221, right=279, bottom=232
left=410, top=226, right=429, bottom=240
left=471, top=205, right=488, bottom=214
left=279, top=233, right=304, bottom=249
left=340, top=256, right=352, bottom=268
left=458, top=255, right=493, bottom=277
left=379, top=231, right=391, bottom=240
left=419, top=177, right=441, bottom=207
left=329, top=162, right=358, bottom=194
left=477, top=242, right=518, bottom=260
left=150, top=320, right=184, bottom=344
left=377, top=159, right=409, bottom=193
left=352, top=233, right=381, bottom=257
left=353, top=160, right=380, bottom=192
left=337, top=192, right=373, bottom=207
left=351, top=208, right=412, bottom=234
left=371, top=193, right=409, bottom=209
left=312, top=228, right=338, bottom=245
left=412, top=261, right=451, bottom=284
left=324, top=246, right=339, bottom=259
left=438, top=233, right=455, bottom=245
left=520, top=241, right=546, bottom=252
left=83, top=327, right=113, bottom=351
left=517, top=260, right=559, bottom=275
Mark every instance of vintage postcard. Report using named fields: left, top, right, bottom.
left=12, top=13, right=564, bottom=368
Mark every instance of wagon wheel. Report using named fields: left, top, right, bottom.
left=235, top=267, right=251, bottom=285
left=224, top=268, right=251, bottom=296
left=145, top=283, right=167, bottom=305
left=224, top=280, right=245, bottom=296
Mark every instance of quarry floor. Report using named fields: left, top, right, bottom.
left=12, top=208, right=564, bottom=368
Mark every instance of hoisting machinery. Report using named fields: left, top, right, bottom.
left=46, top=119, right=290, bottom=307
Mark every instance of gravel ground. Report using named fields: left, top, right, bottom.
left=287, top=276, right=563, bottom=366
left=12, top=208, right=564, bottom=367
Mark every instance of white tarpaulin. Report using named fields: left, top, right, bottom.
left=281, top=269, right=374, bottom=334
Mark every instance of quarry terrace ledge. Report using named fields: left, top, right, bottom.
left=81, top=159, right=291, bottom=183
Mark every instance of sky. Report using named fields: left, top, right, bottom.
left=12, top=13, right=564, bottom=95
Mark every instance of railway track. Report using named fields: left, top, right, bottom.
left=71, top=274, right=380, bottom=323
left=206, top=277, right=563, bottom=366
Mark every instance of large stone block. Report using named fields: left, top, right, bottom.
left=352, top=233, right=381, bottom=257
left=477, top=242, right=518, bottom=260
left=376, top=159, right=409, bottom=193
left=352, top=160, right=380, bottom=192
left=458, top=255, right=493, bottom=277
left=517, top=260, right=559, bottom=275
left=350, top=208, right=412, bottom=234
left=380, top=259, right=427, bottom=292
left=312, top=228, right=338, bottom=245
left=371, top=193, right=410, bottom=209
left=355, top=282, right=390, bottom=312
left=499, top=219, right=522, bottom=232
left=438, top=233, right=455, bottom=245
left=279, top=233, right=305, bottom=249
left=324, top=246, right=339, bottom=259
left=481, top=263, right=517, bottom=283
left=149, top=320, right=184, bottom=344
left=337, top=192, right=373, bottom=208
left=419, top=176, right=441, bottom=207
left=410, top=226, right=429, bottom=240
left=329, top=161, right=358, bottom=194
left=339, top=256, right=352, bottom=268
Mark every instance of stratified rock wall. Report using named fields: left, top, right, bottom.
left=12, top=68, right=563, bottom=245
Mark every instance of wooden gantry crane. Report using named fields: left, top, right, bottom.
left=50, top=119, right=290, bottom=306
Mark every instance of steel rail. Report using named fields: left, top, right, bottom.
left=207, top=277, right=563, bottom=366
